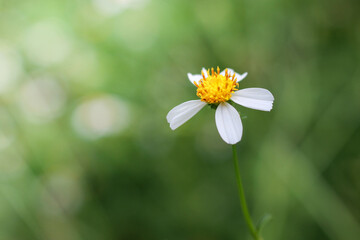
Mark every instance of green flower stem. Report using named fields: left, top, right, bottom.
left=232, top=145, right=260, bottom=240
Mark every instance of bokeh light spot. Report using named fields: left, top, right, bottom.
left=71, top=95, right=130, bottom=140
left=92, top=0, right=149, bottom=16
left=0, top=45, right=23, bottom=94
left=17, top=75, right=67, bottom=123
left=23, top=21, right=72, bottom=66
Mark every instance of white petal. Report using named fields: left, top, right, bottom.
left=166, top=100, right=207, bottom=130
left=220, top=68, right=247, bottom=82
left=187, top=73, right=203, bottom=85
left=215, top=102, right=243, bottom=144
left=231, top=88, right=274, bottom=111
left=236, top=72, right=248, bottom=82
left=187, top=68, right=208, bottom=85
left=220, top=68, right=235, bottom=76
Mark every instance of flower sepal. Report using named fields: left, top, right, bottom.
left=209, top=103, right=218, bottom=110
left=208, top=99, right=236, bottom=110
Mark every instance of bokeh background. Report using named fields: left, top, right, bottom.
left=0, top=0, right=360, bottom=239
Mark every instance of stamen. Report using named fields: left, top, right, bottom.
left=201, top=71, right=206, bottom=79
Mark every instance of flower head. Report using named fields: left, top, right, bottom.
left=167, top=67, right=274, bottom=144
left=195, top=67, right=238, bottom=104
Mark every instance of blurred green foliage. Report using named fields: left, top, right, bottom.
left=0, top=0, right=359, bottom=239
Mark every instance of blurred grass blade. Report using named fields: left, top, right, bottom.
left=256, top=213, right=272, bottom=234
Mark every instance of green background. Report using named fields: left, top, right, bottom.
left=0, top=0, right=359, bottom=239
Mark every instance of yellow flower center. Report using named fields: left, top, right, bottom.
left=195, top=67, right=238, bottom=104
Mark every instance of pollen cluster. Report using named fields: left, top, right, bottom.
left=195, top=67, right=238, bottom=104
